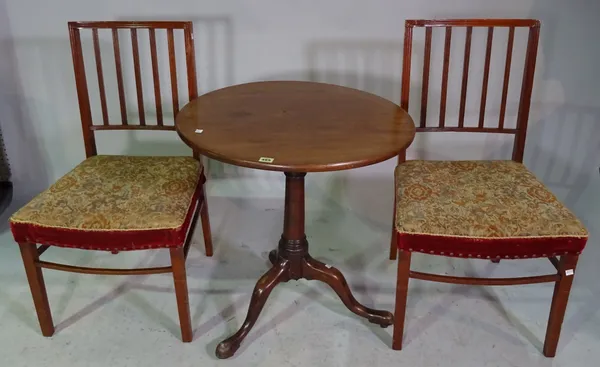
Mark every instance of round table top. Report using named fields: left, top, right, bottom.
left=176, top=81, right=415, bottom=172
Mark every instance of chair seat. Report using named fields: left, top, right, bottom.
left=10, top=155, right=204, bottom=251
left=394, top=160, right=588, bottom=259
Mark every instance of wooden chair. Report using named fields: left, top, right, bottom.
left=390, top=19, right=588, bottom=357
left=8, top=21, right=213, bottom=342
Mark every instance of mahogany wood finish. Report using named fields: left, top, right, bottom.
left=37, top=244, right=51, bottom=256
left=167, top=29, right=180, bottom=116
left=37, top=261, right=174, bottom=275
left=170, top=247, right=193, bottom=342
left=90, top=124, right=176, bottom=131
left=409, top=271, right=559, bottom=286
left=439, top=27, right=452, bottom=128
left=176, top=81, right=416, bottom=173
left=20, top=159, right=203, bottom=340
left=69, top=21, right=199, bottom=135
left=458, top=26, right=472, bottom=128
left=407, top=19, right=539, bottom=27
left=392, top=250, right=411, bottom=351
left=69, top=20, right=212, bottom=256
left=499, top=27, right=516, bottom=129
left=19, top=243, right=54, bottom=337
left=390, top=19, right=578, bottom=358
left=420, top=27, right=432, bottom=129
left=111, top=28, right=128, bottom=126
left=176, top=81, right=415, bottom=358
left=548, top=256, right=560, bottom=270
left=17, top=21, right=213, bottom=342
left=91, top=28, right=109, bottom=126
left=390, top=19, right=540, bottom=259
left=544, top=255, right=579, bottom=357
left=130, top=28, right=146, bottom=126
left=69, top=20, right=212, bottom=249
left=479, top=27, right=494, bottom=128
left=149, top=29, right=164, bottom=126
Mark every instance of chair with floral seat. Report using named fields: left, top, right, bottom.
left=9, top=21, right=213, bottom=342
left=390, top=19, right=588, bottom=357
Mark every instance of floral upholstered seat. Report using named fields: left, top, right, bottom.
left=395, top=160, right=588, bottom=259
left=10, top=155, right=204, bottom=251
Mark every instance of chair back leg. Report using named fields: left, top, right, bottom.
left=389, top=202, right=398, bottom=260
left=199, top=185, right=214, bottom=257
left=543, top=254, right=579, bottom=357
left=18, top=242, right=55, bottom=336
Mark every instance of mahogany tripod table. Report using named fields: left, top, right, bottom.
left=176, top=81, right=415, bottom=358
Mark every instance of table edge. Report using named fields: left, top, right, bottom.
left=176, top=126, right=416, bottom=173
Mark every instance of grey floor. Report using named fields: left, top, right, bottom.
left=0, top=172, right=598, bottom=367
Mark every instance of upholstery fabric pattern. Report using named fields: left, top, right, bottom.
left=394, top=160, right=588, bottom=258
left=10, top=155, right=203, bottom=250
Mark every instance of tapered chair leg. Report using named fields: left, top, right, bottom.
left=543, top=254, right=579, bottom=357
left=170, top=247, right=193, bottom=342
left=392, top=250, right=412, bottom=350
left=18, top=242, right=55, bottom=336
left=199, top=186, right=214, bottom=257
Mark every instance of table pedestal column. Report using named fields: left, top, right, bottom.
left=216, top=172, right=393, bottom=359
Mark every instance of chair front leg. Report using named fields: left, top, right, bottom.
left=18, top=242, right=55, bottom=336
left=170, top=247, right=193, bottom=342
left=543, top=254, right=579, bottom=357
left=392, top=250, right=412, bottom=350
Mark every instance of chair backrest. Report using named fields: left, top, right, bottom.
left=401, top=19, right=540, bottom=162
left=68, top=21, right=198, bottom=158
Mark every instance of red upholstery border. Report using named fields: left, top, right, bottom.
left=10, top=173, right=206, bottom=251
left=397, top=232, right=587, bottom=259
